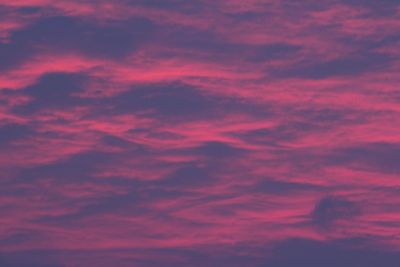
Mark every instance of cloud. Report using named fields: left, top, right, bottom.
left=311, top=196, right=360, bottom=229
left=329, top=142, right=400, bottom=174
left=0, top=15, right=154, bottom=72
left=276, top=52, right=392, bottom=79
left=106, top=82, right=217, bottom=119
left=2, top=238, right=396, bottom=267
left=264, top=238, right=400, bottom=267
left=0, top=251, right=65, bottom=267
left=158, top=164, right=213, bottom=188
left=104, top=82, right=267, bottom=120
left=0, top=0, right=400, bottom=266
left=16, top=150, right=113, bottom=182
left=193, top=141, right=246, bottom=159
left=255, top=178, right=322, bottom=195
left=14, top=72, right=88, bottom=114
left=0, top=123, right=33, bottom=146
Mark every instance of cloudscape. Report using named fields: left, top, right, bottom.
left=0, top=1, right=399, bottom=266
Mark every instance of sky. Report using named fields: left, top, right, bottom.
left=0, top=0, right=400, bottom=266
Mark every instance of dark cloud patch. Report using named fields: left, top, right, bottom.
left=17, top=6, right=42, bottom=15
left=164, top=27, right=301, bottom=62
left=234, top=108, right=357, bottom=145
left=0, top=9, right=34, bottom=70
left=132, top=0, right=180, bottom=8
left=157, top=164, right=213, bottom=188
left=1, top=15, right=154, bottom=71
left=17, top=150, right=113, bottom=182
left=34, top=177, right=194, bottom=225
left=0, top=231, right=45, bottom=246
left=344, top=0, right=400, bottom=16
left=0, top=262, right=64, bottom=267
left=120, top=246, right=262, bottom=267
left=1, top=246, right=257, bottom=267
left=23, top=72, right=85, bottom=99
left=16, top=15, right=154, bottom=59
left=33, top=161, right=221, bottom=225
left=233, top=122, right=317, bottom=146
left=108, top=82, right=215, bottom=118
left=227, top=11, right=267, bottom=21
left=0, top=40, right=34, bottom=71
left=247, top=43, right=302, bottom=62
left=276, top=52, right=391, bottom=79
left=101, top=134, right=131, bottom=147
left=328, top=142, right=400, bottom=174
left=345, top=0, right=400, bottom=5
left=311, top=196, right=360, bottom=229
left=1, top=238, right=400, bottom=267
left=128, top=0, right=195, bottom=10
left=193, top=141, right=246, bottom=159
left=146, top=131, right=184, bottom=140
left=166, top=28, right=241, bottom=57
left=255, top=178, right=322, bottom=195
left=105, top=82, right=266, bottom=120
left=264, top=238, right=400, bottom=267
left=101, top=134, right=144, bottom=149
left=0, top=123, right=33, bottom=146
left=357, top=34, right=400, bottom=52
left=36, top=190, right=145, bottom=224
left=295, top=108, right=351, bottom=123
left=0, top=251, right=65, bottom=267
left=14, top=72, right=88, bottom=114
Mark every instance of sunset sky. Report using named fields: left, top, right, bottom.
left=0, top=1, right=400, bottom=266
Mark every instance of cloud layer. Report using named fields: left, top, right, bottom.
left=0, top=0, right=399, bottom=266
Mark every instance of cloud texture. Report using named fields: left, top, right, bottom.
left=0, top=0, right=399, bottom=266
